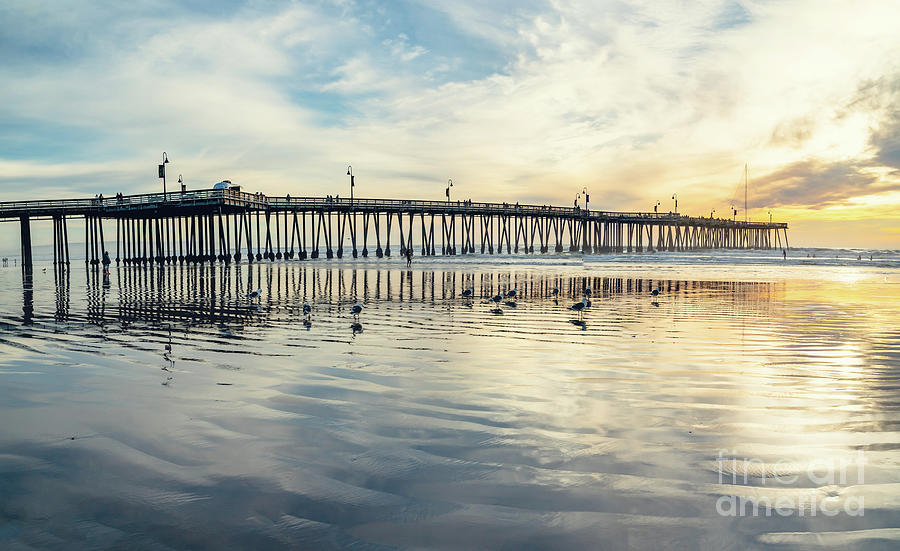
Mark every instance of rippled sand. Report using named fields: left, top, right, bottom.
left=0, top=259, right=898, bottom=550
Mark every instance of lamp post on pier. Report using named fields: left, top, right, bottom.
left=446, top=179, right=453, bottom=202
left=654, top=201, right=660, bottom=214
left=346, top=165, right=354, bottom=204
left=159, top=152, right=169, bottom=199
left=582, top=187, right=589, bottom=211
left=710, top=209, right=716, bottom=219
left=672, top=193, right=678, bottom=214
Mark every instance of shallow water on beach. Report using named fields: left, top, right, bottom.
left=1, top=258, right=899, bottom=550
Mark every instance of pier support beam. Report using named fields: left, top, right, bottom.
left=19, top=215, right=33, bottom=271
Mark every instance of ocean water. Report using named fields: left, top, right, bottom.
left=0, top=254, right=898, bottom=550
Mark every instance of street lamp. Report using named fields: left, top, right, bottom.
left=654, top=201, right=660, bottom=214
left=582, top=187, right=589, bottom=211
left=575, top=193, right=581, bottom=208
left=178, top=174, right=184, bottom=193
left=158, top=152, right=170, bottom=198
left=446, top=178, right=453, bottom=202
left=710, top=209, right=716, bottom=218
left=346, top=165, right=354, bottom=203
left=731, top=205, right=737, bottom=221
left=672, top=193, right=678, bottom=214
left=768, top=210, right=772, bottom=223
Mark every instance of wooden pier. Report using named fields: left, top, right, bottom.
left=0, top=189, right=789, bottom=268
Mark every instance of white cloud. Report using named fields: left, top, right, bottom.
left=1, top=0, right=899, bottom=245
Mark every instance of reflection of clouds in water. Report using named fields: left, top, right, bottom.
left=0, top=263, right=897, bottom=549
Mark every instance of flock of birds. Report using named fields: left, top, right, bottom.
left=248, top=286, right=364, bottom=332
left=474, top=283, right=661, bottom=325
left=245, top=283, right=663, bottom=331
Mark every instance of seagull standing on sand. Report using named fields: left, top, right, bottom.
left=490, top=293, right=503, bottom=303
left=570, top=297, right=587, bottom=311
left=584, top=286, right=592, bottom=298
left=460, top=286, right=474, bottom=298
left=651, top=287, right=661, bottom=297
left=302, top=301, right=313, bottom=329
left=248, top=288, right=262, bottom=300
left=552, top=286, right=559, bottom=297
left=569, top=297, right=588, bottom=319
left=351, top=302, right=363, bottom=319
left=505, top=288, right=517, bottom=298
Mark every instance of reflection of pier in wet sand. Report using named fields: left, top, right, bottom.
left=10, top=263, right=779, bottom=330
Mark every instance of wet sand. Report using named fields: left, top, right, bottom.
left=0, top=259, right=898, bottom=550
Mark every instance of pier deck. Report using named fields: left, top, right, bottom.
left=0, top=189, right=789, bottom=267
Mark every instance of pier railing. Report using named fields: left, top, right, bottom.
left=0, top=189, right=788, bottom=229
left=0, top=189, right=263, bottom=216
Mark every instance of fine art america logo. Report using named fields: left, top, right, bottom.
left=715, top=449, right=866, bottom=517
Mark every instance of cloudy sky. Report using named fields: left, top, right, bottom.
left=1, top=0, right=898, bottom=247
